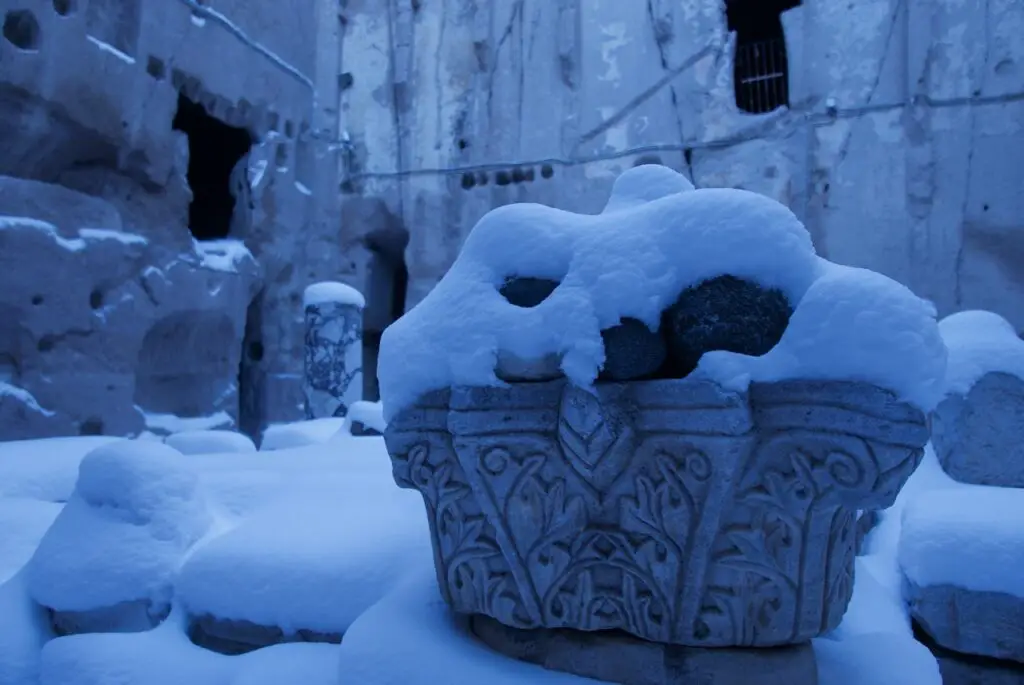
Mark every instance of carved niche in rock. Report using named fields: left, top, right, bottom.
left=384, top=378, right=928, bottom=647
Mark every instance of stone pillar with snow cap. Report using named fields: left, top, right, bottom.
left=302, top=281, right=364, bottom=419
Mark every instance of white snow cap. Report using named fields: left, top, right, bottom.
left=378, top=165, right=946, bottom=421
left=938, top=310, right=1024, bottom=395
left=303, top=281, right=366, bottom=309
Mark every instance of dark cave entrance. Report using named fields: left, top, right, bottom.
left=363, top=228, right=409, bottom=402
left=171, top=93, right=253, bottom=241
left=726, top=0, right=801, bottom=114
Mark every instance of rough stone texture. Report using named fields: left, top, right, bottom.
left=384, top=377, right=928, bottom=647
left=599, top=318, right=667, bottom=381
left=499, top=277, right=560, bottom=308
left=907, top=582, right=1024, bottom=663
left=338, top=0, right=1024, bottom=358
left=914, top=621, right=1024, bottom=685
left=471, top=613, right=818, bottom=685
left=855, top=509, right=882, bottom=555
left=0, top=0, right=345, bottom=437
left=187, top=613, right=342, bottom=656
left=0, top=209, right=260, bottom=439
left=931, top=372, right=1024, bottom=488
left=0, top=382, right=74, bottom=440
left=662, top=276, right=792, bottom=378
left=303, top=298, right=363, bottom=419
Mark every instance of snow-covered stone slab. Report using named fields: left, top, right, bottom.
left=900, top=486, right=1024, bottom=662
left=932, top=311, right=1024, bottom=488
left=177, top=470, right=430, bottom=653
left=26, top=441, right=212, bottom=635
left=164, top=429, right=256, bottom=455
left=259, top=418, right=346, bottom=451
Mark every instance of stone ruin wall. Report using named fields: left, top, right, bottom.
left=337, top=0, right=1024, bottom=388
left=0, top=0, right=345, bottom=439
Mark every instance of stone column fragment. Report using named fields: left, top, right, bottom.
left=302, top=282, right=364, bottom=419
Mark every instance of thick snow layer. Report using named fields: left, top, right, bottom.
left=78, top=228, right=148, bottom=246
left=260, top=418, right=347, bottom=451
left=0, top=381, right=53, bottom=414
left=378, top=165, right=944, bottom=421
left=0, top=571, right=52, bottom=685
left=37, top=610, right=339, bottom=685
left=0, top=436, right=121, bottom=502
left=0, top=498, right=61, bottom=583
left=27, top=441, right=212, bottom=612
left=344, top=400, right=386, bottom=434
left=165, top=430, right=256, bottom=455
left=303, top=281, right=366, bottom=309
left=177, top=477, right=428, bottom=635
left=699, top=264, right=947, bottom=410
left=938, top=310, right=1024, bottom=395
left=899, top=484, right=1024, bottom=597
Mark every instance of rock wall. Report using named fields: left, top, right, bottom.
left=336, top=0, right=1024, bottom=388
left=0, top=0, right=345, bottom=439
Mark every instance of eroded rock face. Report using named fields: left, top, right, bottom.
left=0, top=195, right=261, bottom=439
left=662, top=275, right=792, bottom=377
left=908, top=582, right=1024, bottom=663
left=931, top=372, right=1024, bottom=488
left=384, top=377, right=928, bottom=648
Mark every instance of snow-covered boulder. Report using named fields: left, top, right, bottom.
left=164, top=429, right=256, bottom=455
left=931, top=310, right=1024, bottom=487
left=379, top=165, right=945, bottom=683
left=26, top=440, right=212, bottom=634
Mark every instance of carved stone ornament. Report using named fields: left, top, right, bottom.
left=384, top=378, right=928, bottom=647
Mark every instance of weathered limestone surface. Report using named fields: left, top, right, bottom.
left=385, top=377, right=928, bottom=648
left=931, top=372, right=1024, bottom=488
left=907, top=582, right=1024, bottom=663
left=471, top=613, right=818, bottom=685
left=0, top=205, right=260, bottom=439
left=0, top=0, right=345, bottom=436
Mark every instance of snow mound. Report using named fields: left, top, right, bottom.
left=303, top=281, right=366, bottom=309
left=344, top=400, right=386, bottom=434
left=0, top=498, right=61, bottom=583
left=27, top=440, right=212, bottom=613
left=938, top=310, right=1024, bottom=395
left=898, top=485, right=1024, bottom=598
left=165, top=430, right=256, bottom=455
left=260, top=418, right=346, bottom=451
left=379, top=165, right=944, bottom=421
left=177, top=478, right=429, bottom=636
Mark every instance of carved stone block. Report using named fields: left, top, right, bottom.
left=384, top=378, right=928, bottom=648
left=303, top=298, right=363, bottom=419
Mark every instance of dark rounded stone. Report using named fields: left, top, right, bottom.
left=499, top=277, right=559, bottom=308
left=661, top=275, right=792, bottom=378
left=599, top=318, right=667, bottom=381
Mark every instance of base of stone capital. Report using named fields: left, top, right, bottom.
left=470, top=614, right=818, bottom=685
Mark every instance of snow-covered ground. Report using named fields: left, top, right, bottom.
left=1, top=423, right=1001, bottom=685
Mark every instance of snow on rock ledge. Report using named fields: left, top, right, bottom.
left=303, top=281, right=366, bottom=309
left=937, top=310, right=1024, bottom=396
left=379, top=165, right=946, bottom=421
left=27, top=440, right=212, bottom=634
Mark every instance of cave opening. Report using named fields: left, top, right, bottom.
left=362, top=227, right=409, bottom=402
left=726, top=0, right=801, bottom=114
left=172, top=93, right=253, bottom=241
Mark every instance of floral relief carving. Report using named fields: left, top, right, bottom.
left=385, top=378, right=928, bottom=647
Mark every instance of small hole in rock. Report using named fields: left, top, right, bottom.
left=511, top=167, right=525, bottom=183
left=338, top=72, right=354, bottom=91
left=500, top=277, right=560, bottom=308
left=247, top=341, right=264, bottom=362
left=3, top=9, right=42, bottom=50
left=89, top=289, right=104, bottom=309
left=983, top=203, right=990, bottom=212
left=31, top=294, right=44, bottom=305
left=460, top=172, right=476, bottom=190
left=79, top=418, right=104, bottom=435
left=52, top=0, right=75, bottom=16
left=38, top=336, right=55, bottom=353
left=495, top=170, right=511, bottom=186
left=540, top=164, right=554, bottom=179
left=457, top=138, right=468, bottom=150
left=146, top=55, right=166, bottom=80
